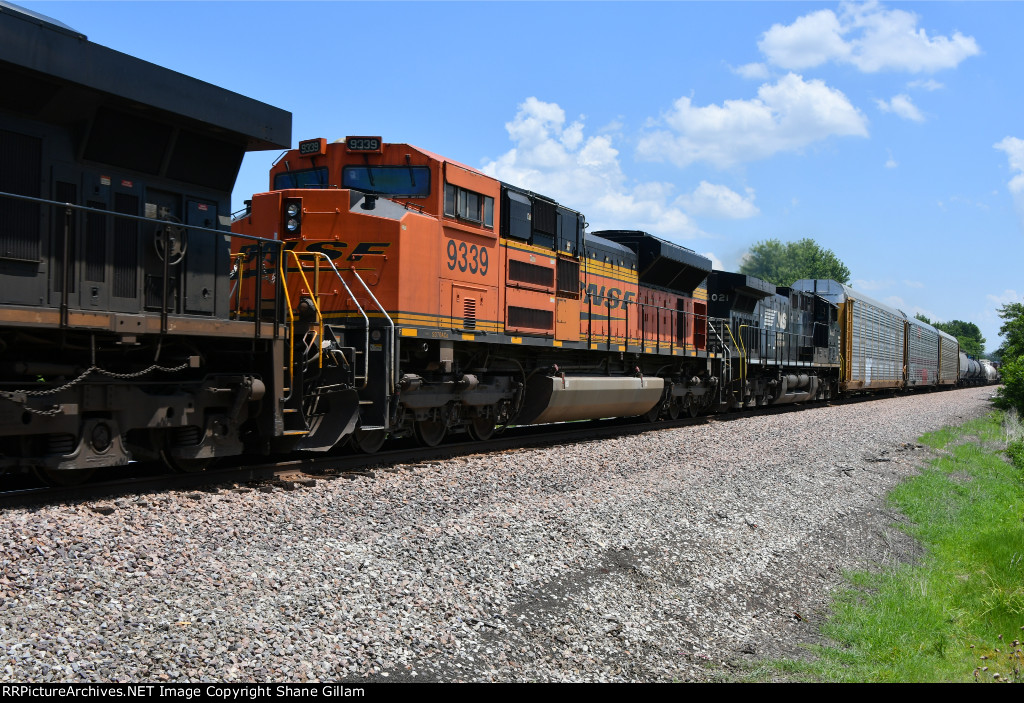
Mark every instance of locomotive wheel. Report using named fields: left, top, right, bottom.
left=352, top=428, right=387, bottom=454
left=33, top=466, right=96, bottom=487
left=467, top=416, right=496, bottom=441
left=414, top=419, right=447, bottom=447
left=667, top=399, right=682, bottom=421
left=685, top=395, right=699, bottom=418
left=161, top=453, right=212, bottom=473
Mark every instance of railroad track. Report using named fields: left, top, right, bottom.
left=0, top=391, right=911, bottom=508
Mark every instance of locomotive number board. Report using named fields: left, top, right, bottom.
left=345, top=136, right=383, bottom=153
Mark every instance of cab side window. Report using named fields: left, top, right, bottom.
left=445, top=183, right=494, bottom=229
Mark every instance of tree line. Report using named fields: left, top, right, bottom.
left=741, top=237, right=988, bottom=358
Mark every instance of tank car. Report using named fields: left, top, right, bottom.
left=0, top=4, right=291, bottom=481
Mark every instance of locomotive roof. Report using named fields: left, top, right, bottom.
left=407, top=144, right=488, bottom=178
left=0, top=1, right=291, bottom=151
left=593, top=230, right=712, bottom=293
left=708, top=270, right=777, bottom=298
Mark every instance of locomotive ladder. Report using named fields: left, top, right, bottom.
left=280, top=252, right=396, bottom=432
left=706, top=320, right=732, bottom=408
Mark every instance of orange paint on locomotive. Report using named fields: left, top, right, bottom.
left=231, top=139, right=503, bottom=334
left=230, top=136, right=706, bottom=354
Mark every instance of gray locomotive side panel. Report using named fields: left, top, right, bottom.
left=906, top=318, right=939, bottom=387
left=937, top=330, right=959, bottom=385
left=850, top=297, right=903, bottom=387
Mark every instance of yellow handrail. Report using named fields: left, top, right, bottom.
left=733, top=324, right=749, bottom=387
left=278, top=250, right=326, bottom=397
left=231, top=252, right=246, bottom=320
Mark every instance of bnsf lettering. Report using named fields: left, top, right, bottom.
left=305, top=241, right=348, bottom=259
left=237, top=241, right=390, bottom=264
left=582, top=283, right=636, bottom=309
left=446, top=240, right=489, bottom=276
left=347, top=242, right=391, bottom=262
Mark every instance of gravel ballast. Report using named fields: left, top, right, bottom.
left=0, top=387, right=997, bottom=682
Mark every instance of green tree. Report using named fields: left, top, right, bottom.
left=913, top=315, right=986, bottom=358
left=996, top=302, right=1024, bottom=359
left=995, top=302, right=1024, bottom=414
left=933, top=319, right=986, bottom=358
left=740, top=238, right=851, bottom=287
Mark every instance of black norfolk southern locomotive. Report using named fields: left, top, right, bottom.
left=0, top=4, right=291, bottom=482
left=706, top=272, right=841, bottom=408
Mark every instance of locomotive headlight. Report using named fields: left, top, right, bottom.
left=283, top=198, right=302, bottom=237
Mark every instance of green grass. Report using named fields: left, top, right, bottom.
left=769, top=411, right=1024, bottom=682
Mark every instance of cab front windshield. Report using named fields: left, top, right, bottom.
left=342, top=165, right=431, bottom=197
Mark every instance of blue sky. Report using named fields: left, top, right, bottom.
left=21, top=1, right=1024, bottom=352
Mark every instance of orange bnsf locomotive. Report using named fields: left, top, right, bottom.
left=231, top=137, right=720, bottom=453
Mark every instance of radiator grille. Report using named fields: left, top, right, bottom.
left=508, top=306, right=553, bottom=330
left=112, top=193, right=138, bottom=298
left=556, top=258, right=580, bottom=298
left=0, top=129, right=41, bottom=261
left=532, top=198, right=556, bottom=235
left=508, top=259, right=554, bottom=287
left=85, top=201, right=106, bottom=282
left=463, top=298, right=477, bottom=330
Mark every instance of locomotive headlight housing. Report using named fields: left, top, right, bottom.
left=283, top=198, right=302, bottom=237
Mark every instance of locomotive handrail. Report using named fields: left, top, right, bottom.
left=732, top=324, right=749, bottom=388
left=0, top=189, right=283, bottom=342
left=230, top=253, right=247, bottom=319
left=587, top=294, right=709, bottom=353
left=0, top=190, right=282, bottom=246
left=289, top=251, right=372, bottom=390
left=348, top=268, right=397, bottom=396
left=278, top=250, right=325, bottom=402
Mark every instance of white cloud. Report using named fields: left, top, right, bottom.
left=701, top=251, right=724, bottom=271
left=733, top=62, right=771, bottom=79
left=759, top=9, right=850, bottom=70
left=987, top=289, right=1023, bottom=308
left=908, top=78, right=944, bottom=91
left=884, top=294, right=936, bottom=321
left=994, top=136, right=1024, bottom=224
left=875, top=93, right=924, bottom=122
left=482, top=97, right=701, bottom=238
left=759, top=2, right=980, bottom=74
left=852, top=278, right=893, bottom=291
left=885, top=157, right=898, bottom=169
left=903, top=280, right=924, bottom=289
left=637, top=73, right=868, bottom=169
left=676, top=182, right=759, bottom=219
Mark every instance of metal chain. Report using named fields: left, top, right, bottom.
left=0, top=361, right=191, bottom=415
